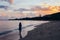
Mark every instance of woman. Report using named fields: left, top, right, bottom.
left=19, top=22, right=22, bottom=39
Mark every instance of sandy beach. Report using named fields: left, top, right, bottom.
left=0, top=21, right=60, bottom=40
left=21, top=21, right=60, bottom=40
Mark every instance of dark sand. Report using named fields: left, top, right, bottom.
left=21, top=21, right=60, bottom=40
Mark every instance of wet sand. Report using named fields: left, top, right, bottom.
left=0, top=21, right=49, bottom=40
left=21, top=21, right=60, bottom=40
left=1, top=21, right=60, bottom=40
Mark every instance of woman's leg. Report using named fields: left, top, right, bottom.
left=19, top=31, right=22, bottom=39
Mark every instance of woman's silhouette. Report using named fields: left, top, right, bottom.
left=19, top=22, right=22, bottom=39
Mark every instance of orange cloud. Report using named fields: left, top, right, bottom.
left=33, top=5, right=60, bottom=16
left=9, top=0, right=14, bottom=4
left=0, top=12, right=7, bottom=16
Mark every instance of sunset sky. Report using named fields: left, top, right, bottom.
left=0, top=0, right=60, bottom=19
left=0, top=0, right=60, bottom=8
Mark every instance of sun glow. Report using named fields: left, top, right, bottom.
left=33, top=4, right=60, bottom=16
